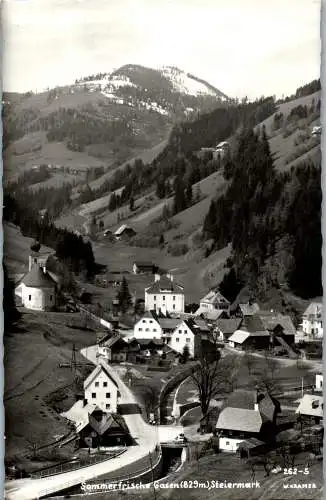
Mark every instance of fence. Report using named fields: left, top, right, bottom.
left=38, top=447, right=161, bottom=498
left=30, top=449, right=126, bottom=479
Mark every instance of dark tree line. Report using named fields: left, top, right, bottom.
left=4, top=194, right=96, bottom=277
left=203, top=127, right=322, bottom=300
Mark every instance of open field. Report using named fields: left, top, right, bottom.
left=5, top=310, right=97, bottom=463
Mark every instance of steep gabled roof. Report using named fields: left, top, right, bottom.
left=216, top=407, right=262, bottom=433
left=84, top=361, right=119, bottom=390
left=200, top=289, right=230, bottom=306
left=216, top=318, right=242, bottom=334
left=296, top=394, right=323, bottom=418
left=258, top=311, right=296, bottom=336
left=303, top=302, right=323, bottom=318
left=145, top=276, right=184, bottom=294
left=241, top=315, right=267, bottom=335
left=228, top=330, right=250, bottom=344
left=21, top=265, right=56, bottom=288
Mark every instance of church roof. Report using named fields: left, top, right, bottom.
left=21, top=265, right=56, bottom=288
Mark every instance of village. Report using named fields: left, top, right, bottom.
left=5, top=239, right=324, bottom=498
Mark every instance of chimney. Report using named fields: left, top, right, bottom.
left=154, top=273, right=161, bottom=282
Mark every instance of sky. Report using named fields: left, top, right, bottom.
left=2, top=0, right=321, bottom=99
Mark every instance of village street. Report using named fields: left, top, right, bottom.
left=5, top=346, right=183, bottom=500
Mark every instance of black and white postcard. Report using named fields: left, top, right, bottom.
left=2, top=1, right=323, bottom=498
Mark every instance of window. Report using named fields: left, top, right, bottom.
left=34, top=258, right=37, bottom=263
left=176, top=338, right=179, bottom=342
left=173, top=296, right=175, bottom=300
left=226, top=441, right=230, bottom=446
left=153, top=329, right=157, bottom=332
left=145, top=328, right=150, bottom=332
left=163, top=296, right=165, bottom=301
left=106, top=393, right=111, bottom=398
left=149, top=320, right=153, bottom=323
left=142, top=319, right=146, bottom=323
left=29, top=295, right=31, bottom=301
left=138, top=328, right=143, bottom=332
left=92, top=393, right=96, bottom=399
left=154, top=296, right=156, bottom=301
left=103, top=382, right=108, bottom=387
left=173, top=305, right=175, bottom=310
left=186, top=338, right=190, bottom=343
left=106, top=404, right=110, bottom=409
left=184, top=330, right=187, bottom=334
left=95, top=382, right=99, bottom=387
left=50, top=295, right=53, bottom=301
left=178, top=329, right=182, bottom=333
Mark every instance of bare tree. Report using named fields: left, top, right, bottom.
left=138, top=383, right=159, bottom=420
left=191, top=340, right=240, bottom=429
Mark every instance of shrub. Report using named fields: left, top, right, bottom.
left=168, top=243, right=189, bottom=256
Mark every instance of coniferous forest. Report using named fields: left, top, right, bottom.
left=203, top=126, right=322, bottom=300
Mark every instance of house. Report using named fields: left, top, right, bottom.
left=98, top=334, right=129, bottom=363
left=228, top=315, right=271, bottom=350
left=114, top=224, right=136, bottom=240
left=169, top=318, right=211, bottom=358
left=215, top=318, right=242, bottom=342
left=258, top=310, right=296, bottom=346
left=213, top=141, right=230, bottom=160
left=312, top=125, right=321, bottom=136
left=145, top=275, right=185, bottom=314
left=216, top=389, right=280, bottom=452
left=84, top=361, right=120, bottom=413
left=230, top=300, right=260, bottom=318
left=133, top=310, right=163, bottom=339
left=15, top=265, right=57, bottom=311
left=195, top=290, right=230, bottom=316
left=301, top=302, right=323, bottom=339
left=296, top=394, right=323, bottom=425
left=198, top=309, right=229, bottom=322
left=133, top=262, right=158, bottom=275
left=78, top=406, right=132, bottom=448
left=130, top=338, right=164, bottom=359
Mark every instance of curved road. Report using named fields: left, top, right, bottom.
left=5, top=345, right=183, bottom=500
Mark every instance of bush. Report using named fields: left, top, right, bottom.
left=167, top=243, right=189, bottom=256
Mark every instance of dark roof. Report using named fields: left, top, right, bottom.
left=258, top=311, right=296, bottom=336
left=22, top=265, right=56, bottom=288
left=86, top=412, right=130, bottom=436
left=145, top=276, right=184, bottom=294
left=241, top=315, right=267, bottom=335
left=134, top=261, right=155, bottom=268
left=224, top=389, right=279, bottom=422
left=134, top=338, right=164, bottom=347
left=184, top=318, right=210, bottom=335
left=216, top=318, right=242, bottom=334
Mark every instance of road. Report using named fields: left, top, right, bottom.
left=5, top=345, right=183, bottom=500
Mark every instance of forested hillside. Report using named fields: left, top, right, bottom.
left=204, top=127, right=322, bottom=301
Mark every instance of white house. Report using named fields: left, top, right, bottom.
left=195, top=290, right=230, bottom=317
left=15, top=265, right=57, bottom=311
left=169, top=318, right=210, bottom=358
left=145, top=275, right=184, bottom=314
left=301, top=302, right=323, bottom=339
left=84, top=361, right=119, bottom=413
left=216, top=390, right=279, bottom=452
left=133, top=311, right=163, bottom=339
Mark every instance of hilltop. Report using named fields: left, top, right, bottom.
left=2, top=64, right=227, bottom=188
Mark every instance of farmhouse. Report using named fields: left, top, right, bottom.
left=134, top=310, right=163, bottom=339
left=195, top=290, right=230, bottom=316
left=98, top=334, right=129, bottom=362
left=215, top=318, right=242, bottom=342
left=133, top=261, right=158, bottom=275
left=169, top=318, right=211, bottom=358
left=114, top=224, right=136, bottom=240
left=300, top=302, right=323, bottom=339
left=77, top=407, right=132, bottom=448
left=84, top=361, right=120, bottom=413
left=216, top=389, right=280, bottom=453
left=230, top=300, right=260, bottom=318
left=296, top=394, right=323, bottom=425
left=15, top=265, right=57, bottom=311
left=145, top=275, right=185, bottom=314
